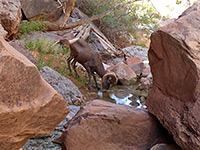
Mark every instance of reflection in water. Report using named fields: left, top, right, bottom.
left=98, top=91, right=103, bottom=98
left=136, top=99, right=147, bottom=109
left=98, top=91, right=147, bottom=109
left=110, top=93, right=132, bottom=106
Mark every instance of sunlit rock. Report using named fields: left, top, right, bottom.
left=55, top=100, right=172, bottom=150
left=0, top=36, right=69, bottom=150
left=110, top=62, right=137, bottom=85
left=147, top=1, right=200, bottom=150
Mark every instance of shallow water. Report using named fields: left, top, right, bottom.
left=98, top=85, right=147, bottom=109
left=22, top=85, right=148, bottom=149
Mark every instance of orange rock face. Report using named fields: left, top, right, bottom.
left=56, top=100, right=172, bottom=150
left=0, top=36, right=69, bottom=150
left=146, top=1, right=200, bottom=150
left=110, top=62, right=137, bottom=85
left=126, top=57, right=142, bottom=66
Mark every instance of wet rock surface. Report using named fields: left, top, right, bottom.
left=0, top=36, right=69, bottom=150
left=147, top=2, right=200, bottom=150
left=56, top=100, right=172, bottom=150
left=99, top=84, right=149, bottom=108
left=40, top=66, right=85, bottom=105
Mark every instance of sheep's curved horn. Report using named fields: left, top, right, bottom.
left=68, top=37, right=79, bottom=44
left=102, top=71, right=118, bottom=84
left=51, top=40, right=60, bottom=47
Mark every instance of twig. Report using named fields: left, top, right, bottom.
left=61, top=0, right=140, bottom=30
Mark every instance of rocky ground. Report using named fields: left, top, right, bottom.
left=9, top=3, right=153, bottom=149
left=1, top=0, right=200, bottom=150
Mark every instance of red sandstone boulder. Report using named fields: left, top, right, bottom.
left=0, top=0, right=22, bottom=38
left=55, top=100, right=172, bottom=150
left=0, top=36, right=69, bottom=150
left=146, top=1, right=200, bottom=150
left=126, top=57, right=142, bottom=65
left=142, top=67, right=151, bottom=77
left=137, top=77, right=151, bottom=91
left=126, top=57, right=144, bottom=75
left=110, top=62, right=137, bottom=85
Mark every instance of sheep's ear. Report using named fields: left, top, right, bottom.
left=68, top=38, right=79, bottom=44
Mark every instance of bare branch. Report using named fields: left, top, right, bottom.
left=46, top=0, right=77, bottom=30
left=57, top=0, right=67, bottom=13
left=45, top=0, right=139, bottom=31
left=61, top=0, right=140, bottom=30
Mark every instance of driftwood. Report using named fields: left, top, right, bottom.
left=45, top=0, right=139, bottom=31
left=73, top=8, right=117, bottom=53
left=47, top=0, right=138, bottom=58
left=46, top=0, right=76, bottom=30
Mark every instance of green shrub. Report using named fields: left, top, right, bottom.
left=25, top=39, right=70, bottom=71
left=77, top=75, right=88, bottom=86
left=77, top=0, right=162, bottom=44
left=19, top=19, right=47, bottom=36
left=25, top=38, right=68, bottom=55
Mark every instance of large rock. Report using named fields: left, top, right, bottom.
left=55, top=100, right=172, bottom=150
left=40, top=66, right=85, bottom=105
left=20, top=0, right=62, bottom=22
left=110, top=62, right=137, bottom=85
left=122, top=45, right=148, bottom=61
left=146, top=2, right=200, bottom=150
left=0, top=24, right=7, bottom=38
left=0, top=0, right=22, bottom=37
left=0, top=36, right=69, bottom=150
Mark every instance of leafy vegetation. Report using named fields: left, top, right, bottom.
left=77, top=0, right=163, bottom=47
left=25, top=38, right=92, bottom=87
left=25, top=39, right=70, bottom=71
left=19, top=19, right=47, bottom=36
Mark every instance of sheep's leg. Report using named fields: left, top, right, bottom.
left=92, top=74, right=99, bottom=90
left=71, top=59, right=79, bottom=77
left=67, top=56, right=73, bottom=73
left=84, top=65, right=92, bottom=90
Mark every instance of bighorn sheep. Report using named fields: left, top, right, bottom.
left=56, top=36, right=117, bottom=90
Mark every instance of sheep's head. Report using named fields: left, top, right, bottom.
left=102, top=72, right=118, bottom=90
left=59, top=37, right=79, bottom=46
